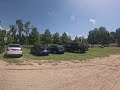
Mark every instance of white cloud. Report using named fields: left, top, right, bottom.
left=65, top=32, right=69, bottom=35
left=90, top=19, right=96, bottom=24
left=70, top=16, right=76, bottom=21
left=6, top=28, right=10, bottom=31
left=48, top=8, right=57, bottom=16
left=0, top=26, right=3, bottom=30
left=48, top=10, right=56, bottom=16
left=78, top=35, right=82, bottom=37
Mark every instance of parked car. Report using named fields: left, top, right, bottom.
left=6, top=44, right=23, bottom=57
left=49, top=45, right=64, bottom=54
left=0, top=44, right=5, bottom=53
left=31, top=45, right=49, bottom=56
left=64, top=43, right=86, bottom=53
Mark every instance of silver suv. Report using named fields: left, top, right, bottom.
left=6, top=44, right=23, bottom=57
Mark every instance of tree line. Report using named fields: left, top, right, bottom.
left=0, top=19, right=86, bottom=45
left=0, top=19, right=120, bottom=46
left=88, top=26, right=120, bottom=46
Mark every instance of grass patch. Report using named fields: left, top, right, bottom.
left=0, top=47, right=120, bottom=63
left=23, top=47, right=120, bottom=61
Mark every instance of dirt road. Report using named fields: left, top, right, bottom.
left=1, top=55, right=120, bottom=90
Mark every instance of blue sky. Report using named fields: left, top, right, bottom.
left=0, top=0, right=120, bottom=39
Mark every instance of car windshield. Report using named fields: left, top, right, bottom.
left=9, top=45, right=20, bottom=47
left=37, top=45, right=47, bottom=48
left=57, top=45, right=63, bottom=48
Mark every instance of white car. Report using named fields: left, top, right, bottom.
left=6, top=44, right=23, bottom=57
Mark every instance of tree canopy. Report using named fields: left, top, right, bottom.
left=0, top=19, right=120, bottom=46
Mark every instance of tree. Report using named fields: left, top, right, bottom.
left=53, top=32, right=60, bottom=44
left=74, top=36, right=79, bottom=44
left=42, top=29, right=52, bottom=45
left=29, top=27, right=40, bottom=45
left=61, top=32, right=70, bottom=45
left=68, top=36, right=72, bottom=43
left=109, top=32, right=116, bottom=43
left=16, top=19, right=23, bottom=42
left=24, top=21, right=30, bottom=45
left=79, top=36, right=88, bottom=44
left=9, top=25, right=17, bottom=42
left=98, top=27, right=109, bottom=45
left=20, top=34, right=26, bottom=45
left=116, top=28, right=120, bottom=46
left=0, top=29, right=6, bottom=43
left=88, top=27, right=109, bottom=45
left=6, top=35, right=13, bottom=44
left=88, top=28, right=98, bottom=44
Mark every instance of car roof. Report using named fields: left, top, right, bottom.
left=9, top=44, right=21, bottom=45
left=50, top=45, right=63, bottom=47
left=35, top=45, right=46, bottom=47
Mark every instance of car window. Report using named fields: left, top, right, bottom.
left=9, top=45, right=21, bottom=47
left=57, top=45, right=63, bottom=48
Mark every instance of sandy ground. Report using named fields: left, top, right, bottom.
left=1, top=55, right=120, bottom=90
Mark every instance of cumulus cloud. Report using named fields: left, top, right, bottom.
left=6, top=28, right=10, bottom=31
left=78, top=35, right=82, bottom=37
left=0, top=26, right=3, bottom=30
left=70, top=16, right=76, bottom=21
left=65, top=32, right=69, bottom=35
left=90, top=19, right=96, bottom=24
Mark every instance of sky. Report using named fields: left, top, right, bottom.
left=0, top=0, right=120, bottom=39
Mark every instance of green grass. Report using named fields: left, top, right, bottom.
left=1, top=47, right=120, bottom=63
left=23, top=47, right=120, bottom=61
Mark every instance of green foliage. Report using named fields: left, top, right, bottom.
left=74, top=36, right=79, bottom=44
left=20, top=34, right=26, bottom=45
left=53, top=32, right=60, bottom=44
left=9, top=25, right=17, bottom=42
left=116, top=28, right=120, bottom=46
left=29, top=27, right=40, bottom=45
left=109, top=32, right=116, bottom=43
left=42, top=29, right=52, bottom=45
left=61, top=32, right=71, bottom=45
left=24, top=21, right=31, bottom=45
left=88, top=27, right=109, bottom=45
left=6, top=35, right=13, bottom=44
left=2, top=19, right=120, bottom=46
left=0, top=29, right=6, bottom=43
left=16, top=19, right=24, bottom=42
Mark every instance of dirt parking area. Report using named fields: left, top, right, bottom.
left=1, top=55, right=120, bottom=90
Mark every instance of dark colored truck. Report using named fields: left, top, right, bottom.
left=64, top=43, right=88, bottom=53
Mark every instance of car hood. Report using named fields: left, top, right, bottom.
left=8, top=47, right=22, bottom=50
